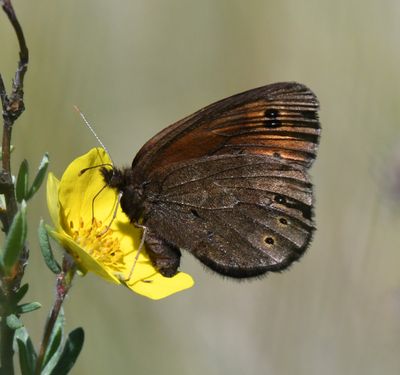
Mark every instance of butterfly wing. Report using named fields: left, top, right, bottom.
left=143, top=154, right=314, bottom=277
left=132, top=82, right=320, bottom=184
left=131, top=82, right=320, bottom=277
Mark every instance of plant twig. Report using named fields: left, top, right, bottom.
left=0, top=0, right=29, bottom=280
left=1, top=0, right=28, bottom=154
left=0, top=0, right=29, bottom=229
left=35, top=257, right=77, bottom=375
left=0, top=1, right=29, bottom=373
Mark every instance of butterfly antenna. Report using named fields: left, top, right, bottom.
left=73, top=105, right=114, bottom=165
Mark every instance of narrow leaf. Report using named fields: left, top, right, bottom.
left=41, top=329, right=63, bottom=375
left=49, top=328, right=84, bottom=375
left=15, top=327, right=37, bottom=375
left=3, top=201, right=27, bottom=274
left=16, top=159, right=29, bottom=203
left=38, top=219, right=61, bottom=274
left=41, top=329, right=62, bottom=375
left=13, top=283, right=29, bottom=304
left=26, top=153, right=49, bottom=200
left=6, top=314, right=23, bottom=330
left=17, top=302, right=42, bottom=314
left=42, top=308, right=65, bottom=369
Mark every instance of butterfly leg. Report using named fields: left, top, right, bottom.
left=145, top=230, right=182, bottom=277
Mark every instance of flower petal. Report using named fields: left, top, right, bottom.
left=126, top=272, right=195, bottom=300
left=47, top=227, right=121, bottom=284
left=58, top=148, right=116, bottom=229
left=46, top=173, right=62, bottom=230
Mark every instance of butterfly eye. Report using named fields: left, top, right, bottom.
left=264, top=109, right=281, bottom=128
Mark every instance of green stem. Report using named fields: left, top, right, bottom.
left=34, top=257, right=76, bottom=375
left=0, top=117, right=17, bottom=373
left=0, top=315, right=15, bottom=374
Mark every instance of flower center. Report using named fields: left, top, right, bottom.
left=70, top=218, right=125, bottom=273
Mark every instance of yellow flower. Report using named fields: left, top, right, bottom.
left=46, top=148, right=194, bottom=300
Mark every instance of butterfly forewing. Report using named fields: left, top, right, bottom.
left=132, top=82, right=319, bottom=183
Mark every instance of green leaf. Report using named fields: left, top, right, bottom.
left=49, top=328, right=84, bottom=375
left=15, top=326, right=37, bottom=375
left=13, top=283, right=29, bottom=304
left=38, top=220, right=61, bottom=274
left=41, top=310, right=65, bottom=375
left=26, top=153, right=49, bottom=200
left=6, top=314, right=23, bottom=329
left=2, top=201, right=27, bottom=274
left=16, top=159, right=29, bottom=203
left=17, top=302, right=42, bottom=314
left=41, top=328, right=63, bottom=375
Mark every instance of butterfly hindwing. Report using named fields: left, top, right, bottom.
left=142, top=154, right=314, bottom=277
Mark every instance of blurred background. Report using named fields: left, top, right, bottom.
left=1, top=0, right=400, bottom=374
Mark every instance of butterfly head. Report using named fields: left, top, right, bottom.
left=101, top=166, right=125, bottom=190
left=101, top=166, right=144, bottom=222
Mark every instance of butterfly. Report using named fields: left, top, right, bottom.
left=102, top=82, right=320, bottom=278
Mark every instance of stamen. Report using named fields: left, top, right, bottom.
left=71, top=217, right=125, bottom=273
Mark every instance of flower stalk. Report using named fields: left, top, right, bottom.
left=35, top=256, right=77, bottom=375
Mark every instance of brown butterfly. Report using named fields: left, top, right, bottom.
left=102, top=82, right=320, bottom=278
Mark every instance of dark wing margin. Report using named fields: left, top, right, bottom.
left=143, top=154, right=315, bottom=278
left=132, top=82, right=320, bottom=183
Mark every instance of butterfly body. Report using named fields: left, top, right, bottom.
left=102, top=82, right=320, bottom=278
